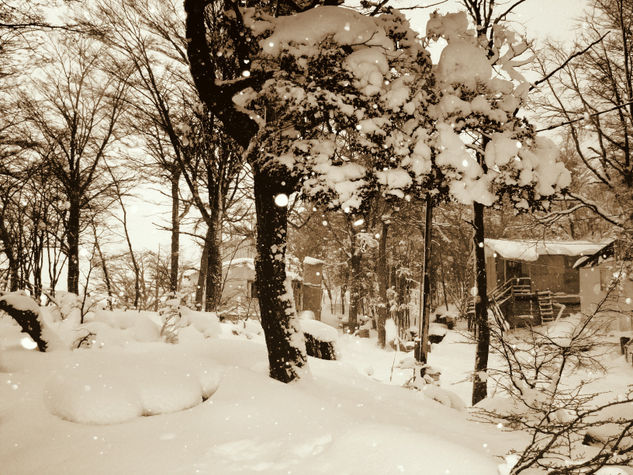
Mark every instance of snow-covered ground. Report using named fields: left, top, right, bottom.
left=0, top=308, right=631, bottom=474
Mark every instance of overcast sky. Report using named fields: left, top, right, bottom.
left=399, top=0, right=589, bottom=43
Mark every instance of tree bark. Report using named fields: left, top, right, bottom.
left=195, top=229, right=210, bottom=310
left=377, top=219, right=389, bottom=348
left=348, top=232, right=362, bottom=329
left=472, top=201, right=490, bottom=406
left=8, top=258, right=19, bottom=292
left=340, top=285, right=346, bottom=317
left=417, top=197, right=433, bottom=363
left=253, top=166, right=307, bottom=382
left=204, top=209, right=223, bottom=312
left=94, top=232, right=113, bottom=311
left=66, top=196, right=80, bottom=295
left=169, top=169, right=181, bottom=295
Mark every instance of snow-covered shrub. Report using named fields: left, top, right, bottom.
left=159, top=297, right=185, bottom=344
left=180, top=307, right=221, bottom=339
left=474, top=293, right=633, bottom=473
left=397, top=357, right=465, bottom=410
left=76, top=310, right=162, bottom=348
left=301, top=319, right=338, bottom=360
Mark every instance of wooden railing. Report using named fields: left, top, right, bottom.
left=490, top=277, right=532, bottom=305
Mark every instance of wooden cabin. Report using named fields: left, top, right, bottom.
left=483, top=239, right=605, bottom=326
left=219, top=255, right=325, bottom=321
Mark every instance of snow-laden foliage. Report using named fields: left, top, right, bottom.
left=236, top=6, right=438, bottom=212
left=426, top=11, right=571, bottom=210
left=227, top=7, right=570, bottom=215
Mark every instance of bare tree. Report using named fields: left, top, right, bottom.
left=20, top=35, right=128, bottom=294
left=87, top=0, right=244, bottom=308
left=533, top=0, right=633, bottom=238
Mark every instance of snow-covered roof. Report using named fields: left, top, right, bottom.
left=222, top=256, right=303, bottom=281
left=485, top=239, right=606, bottom=262
left=222, top=257, right=255, bottom=270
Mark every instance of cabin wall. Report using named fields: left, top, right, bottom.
left=523, top=255, right=579, bottom=294
left=221, top=264, right=258, bottom=318
left=580, top=263, right=633, bottom=332
left=486, top=254, right=581, bottom=294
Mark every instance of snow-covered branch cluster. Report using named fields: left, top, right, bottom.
left=225, top=6, right=570, bottom=217
left=427, top=11, right=570, bottom=211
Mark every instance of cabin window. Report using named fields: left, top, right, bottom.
left=247, top=280, right=258, bottom=298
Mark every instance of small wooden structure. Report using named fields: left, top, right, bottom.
left=484, top=277, right=554, bottom=327
left=302, top=257, right=324, bottom=321
left=575, top=239, right=633, bottom=333
left=219, top=256, right=324, bottom=321
left=479, top=239, right=605, bottom=326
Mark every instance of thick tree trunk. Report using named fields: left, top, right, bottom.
left=204, top=209, right=223, bottom=312
left=169, top=170, right=180, bottom=295
left=253, top=167, right=307, bottom=383
left=66, top=197, right=80, bottom=295
left=377, top=220, right=389, bottom=348
left=417, top=197, right=433, bottom=363
left=472, top=201, right=490, bottom=406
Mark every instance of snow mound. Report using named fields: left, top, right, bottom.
left=429, top=322, right=448, bottom=337
left=422, top=385, right=466, bottom=411
left=89, top=310, right=161, bottom=344
left=43, top=350, right=221, bottom=424
left=180, top=307, right=221, bottom=338
left=0, top=291, right=41, bottom=313
left=301, top=319, right=338, bottom=343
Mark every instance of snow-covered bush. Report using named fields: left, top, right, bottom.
left=397, top=357, right=465, bottom=410
left=474, top=295, right=633, bottom=473
left=301, top=318, right=339, bottom=360
left=159, top=297, right=185, bottom=344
